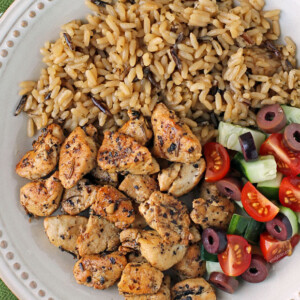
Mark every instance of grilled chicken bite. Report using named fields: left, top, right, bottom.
left=139, top=191, right=191, bottom=245
left=189, top=226, right=201, bottom=244
left=190, top=182, right=235, bottom=230
left=61, top=179, right=98, bottom=215
left=16, top=124, right=64, bottom=180
left=172, top=278, right=216, bottom=300
left=125, top=276, right=171, bottom=300
left=151, top=103, right=202, bottom=163
left=120, top=229, right=187, bottom=271
left=97, top=131, right=159, bottom=175
left=119, top=174, right=158, bottom=203
left=118, top=263, right=163, bottom=295
left=44, top=215, right=88, bottom=254
left=118, top=109, right=153, bottom=146
left=76, top=215, right=120, bottom=256
left=89, top=166, right=118, bottom=187
left=59, top=127, right=97, bottom=189
left=74, top=252, right=127, bottom=290
left=158, top=159, right=206, bottom=197
left=173, top=245, right=206, bottom=280
left=20, top=171, right=63, bottom=217
left=92, top=185, right=135, bottom=229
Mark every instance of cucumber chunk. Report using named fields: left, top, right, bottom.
left=217, top=122, right=266, bottom=152
left=206, top=261, right=223, bottom=277
left=228, top=214, right=249, bottom=236
left=244, top=219, right=265, bottom=244
left=228, top=214, right=265, bottom=244
left=232, top=153, right=277, bottom=183
left=201, top=244, right=218, bottom=262
left=280, top=206, right=299, bottom=236
left=257, top=172, right=283, bottom=200
left=281, top=105, right=300, bottom=125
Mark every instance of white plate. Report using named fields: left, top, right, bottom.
left=0, top=0, right=299, bottom=299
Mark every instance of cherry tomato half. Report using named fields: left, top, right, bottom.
left=241, top=182, right=279, bottom=222
left=203, top=142, right=230, bottom=182
left=260, top=232, right=292, bottom=263
left=279, top=176, right=300, bottom=212
left=259, top=133, right=300, bottom=177
left=218, top=235, right=252, bottom=277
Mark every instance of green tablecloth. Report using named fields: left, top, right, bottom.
left=0, top=0, right=18, bottom=297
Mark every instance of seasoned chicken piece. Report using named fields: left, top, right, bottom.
left=190, top=182, right=235, bottom=230
left=61, top=179, right=98, bottom=215
left=120, top=229, right=187, bottom=271
left=20, top=171, right=63, bottom=217
left=73, top=252, right=127, bottom=290
left=16, top=124, right=64, bottom=180
left=158, top=159, right=206, bottom=197
left=189, top=226, right=201, bottom=244
left=97, top=131, right=159, bottom=175
left=173, top=245, right=206, bottom=280
left=44, top=215, right=88, bottom=254
left=59, top=127, right=97, bottom=189
left=92, top=185, right=135, bottom=229
left=151, top=103, right=202, bottom=163
left=157, top=163, right=181, bottom=192
left=172, top=278, right=216, bottom=300
left=125, top=276, right=171, bottom=300
left=118, top=109, right=153, bottom=145
left=118, top=263, right=163, bottom=295
left=119, top=174, right=158, bottom=203
left=139, top=191, right=191, bottom=245
left=89, top=166, right=118, bottom=187
left=76, top=215, right=120, bottom=256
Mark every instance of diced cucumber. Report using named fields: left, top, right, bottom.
left=228, top=214, right=264, bottom=244
left=232, top=153, right=277, bottom=183
left=280, top=206, right=299, bottom=236
left=200, top=244, right=218, bottom=262
left=281, top=105, right=300, bottom=124
left=244, top=219, right=265, bottom=244
left=228, top=214, right=249, bottom=236
left=217, top=122, right=266, bottom=152
left=257, top=173, right=283, bottom=200
left=206, top=261, right=223, bottom=277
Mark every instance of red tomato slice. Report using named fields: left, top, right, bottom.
left=218, top=235, right=252, bottom=276
left=259, top=133, right=300, bottom=176
left=279, top=176, right=300, bottom=212
left=241, top=182, right=279, bottom=222
left=203, top=142, right=230, bottom=182
left=260, top=232, right=292, bottom=263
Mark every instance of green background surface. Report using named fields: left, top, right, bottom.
left=0, top=1, right=19, bottom=299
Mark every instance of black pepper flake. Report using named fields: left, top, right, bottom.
left=167, top=143, right=177, bottom=153
left=100, top=276, right=105, bottom=285
left=193, top=164, right=199, bottom=168
left=79, top=263, right=84, bottom=271
left=162, top=213, right=167, bottom=218
left=86, top=276, right=92, bottom=283
left=110, top=257, right=116, bottom=265
left=65, top=144, right=70, bottom=149
left=188, top=147, right=195, bottom=153
left=134, top=185, right=139, bottom=190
